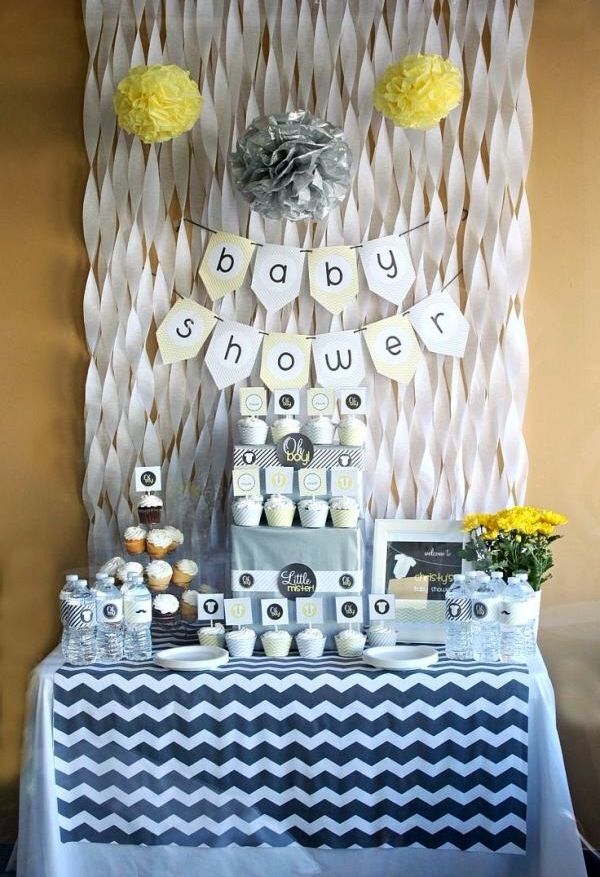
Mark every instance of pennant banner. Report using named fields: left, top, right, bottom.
left=199, top=232, right=254, bottom=301
left=251, top=244, right=305, bottom=313
left=307, top=246, right=359, bottom=315
left=205, top=319, right=262, bottom=389
left=407, top=291, right=470, bottom=357
left=312, top=330, right=365, bottom=388
left=364, top=314, right=422, bottom=383
left=359, top=235, right=416, bottom=306
left=156, top=299, right=215, bottom=365
left=260, top=332, right=312, bottom=391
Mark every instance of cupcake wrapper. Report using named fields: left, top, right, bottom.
left=367, top=629, right=397, bottom=647
left=198, top=629, right=226, bottom=648
left=180, top=604, right=199, bottom=621
left=138, top=508, right=162, bottom=525
left=335, top=634, right=366, bottom=658
left=302, top=423, right=335, bottom=444
left=172, top=571, right=193, bottom=587
left=296, top=636, right=326, bottom=658
left=226, top=633, right=256, bottom=657
left=124, top=540, right=146, bottom=555
left=271, top=424, right=299, bottom=443
left=238, top=423, right=268, bottom=445
left=337, top=425, right=366, bottom=447
left=299, top=507, right=329, bottom=528
left=147, top=578, right=172, bottom=592
left=232, top=505, right=263, bottom=527
left=261, top=636, right=292, bottom=658
left=330, top=508, right=359, bottom=528
left=146, top=545, right=170, bottom=559
left=265, top=507, right=295, bottom=527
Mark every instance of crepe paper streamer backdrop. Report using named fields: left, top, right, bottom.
left=82, top=0, right=533, bottom=584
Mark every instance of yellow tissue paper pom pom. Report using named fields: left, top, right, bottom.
left=114, top=64, right=202, bottom=144
left=373, top=53, right=463, bottom=130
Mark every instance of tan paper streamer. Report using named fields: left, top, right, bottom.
left=82, top=0, right=533, bottom=570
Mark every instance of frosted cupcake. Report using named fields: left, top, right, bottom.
left=264, top=494, right=296, bottom=527
left=232, top=495, right=264, bottom=527
left=302, top=416, right=335, bottom=445
left=367, top=624, right=397, bottom=647
left=145, top=559, right=173, bottom=592
left=152, top=592, right=179, bottom=623
left=123, top=526, right=147, bottom=555
left=295, top=627, right=326, bottom=658
left=146, top=528, right=173, bottom=559
left=198, top=622, right=226, bottom=648
left=298, top=497, right=329, bottom=528
left=172, top=559, right=198, bottom=588
left=329, top=496, right=360, bottom=528
left=163, top=525, right=184, bottom=552
left=180, top=588, right=199, bottom=621
left=337, top=414, right=367, bottom=447
left=225, top=627, right=256, bottom=657
left=137, top=494, right=163, bottom=526
left=98, top=557, right=127, bottom=580
left=271, top=416, right=302, bottom=443
left=119, top=561, right=144, bottom=585
left=335, top=628, right=366, bottom=658
left=237, top=416, right=268, bottom=445
left=261, top=630, right=292, bottom=658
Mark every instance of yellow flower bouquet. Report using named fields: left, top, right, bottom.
left=462, top=506, right=567, bottom=591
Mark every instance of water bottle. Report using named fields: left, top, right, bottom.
left=500, top=576, right=537, bottom=663
left=471, top=575, right=501, bottom=662
left=60, top=574, right=80, bottom=655
left=465, top=571, right=480, bottom=594
left=90, top=571, right=109, bottom=595
left=490, top=571, right=506, bottom=596
left=445, top=574, right=472, bottom=660
left=123, top=577, right=153, bottom=661
left=61, top=579, right=97, bottom=665
left=95, top=576, right=124, bottom=663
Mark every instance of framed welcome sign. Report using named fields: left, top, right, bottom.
left=371, top=520, right=468, bottom=643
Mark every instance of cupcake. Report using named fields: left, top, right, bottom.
left=237, top=416, right=268, bottom=445
left=337, top=414, right=367, bottom=447
left=335, top=628, right=366, bottom=658
left=163, top=525, right=184, bottom=552
left=198, top=623, right=226, bottom=648
left=172, top=559, right=198, bottom=588
left=295, top=627, right=326, bottom=658
left=298, top=497, right=329, bottom=528
left=271, top=416, right=302, bottom=443
left=123, top=526, right=147, bottom=555
left=145, top=559, right=173, bottom=592
left=261, top=630, right=292, bottom=658
left=98, top=557, right=127, bottom=580
left=137, top=494, right=163, bottom=525
left=329, top=496, right=360, bottom=528
left=367, top=624, right=397, bottom=647
left=152, top=592, right=179, bottom=623
left=264, top=494, right=296, bottom=527
left=180, top=589, right=199, bottom=621
left=225, top=627, right=256, bottom=657
left=302, top=416, right=335, bottom=445
left=118, top=561, right=144, bottom=585
left=146, top=528, right=173, bottom=559
left=232, top=495, right=264, bottom=527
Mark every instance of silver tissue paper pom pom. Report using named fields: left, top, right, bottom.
left=229, top=110, right=352, bottom=222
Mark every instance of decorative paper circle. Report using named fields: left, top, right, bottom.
left=278, top=563, right=317, bottom=599
left=229, top=110, right=352, bottom=221
left=276, top=434, right=315, bottom=469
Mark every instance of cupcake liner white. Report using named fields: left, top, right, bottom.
left=330, top=508, right=359, bottom=528
left=296, top=635, right=326, bottom=658
left=265, top=506, right=295, bottom=527
left=335, top=633, right=366, bottom=658
left=302, top=422, right=335, bottom=444
left=271, top=422, right=299, bottom=443
left=237, top=422, right=268, bottom=445
left=226, top=631, right=256, bottom=657
left=338, top=424, right=366, bottom=446
left=198, top=629, right=226, bottom=648
left=261, top=633, right=292, bottom=657
left=367, top=628, right=397, bottom=647
left=299, top=507, right=329, bottom=528
left=232, top=504, right=263, bottom=526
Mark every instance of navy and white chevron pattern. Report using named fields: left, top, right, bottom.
left=53, top=633, right=528, bottom=852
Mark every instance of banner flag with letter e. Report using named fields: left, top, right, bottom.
left=312, top=330, right=365, bottom=388
left=251, top=244, right=305, bottom=313
left=198, top=231, right=254, bottom=301
left=156, top=299, right=215, bottom=365
left=364, top=314, right=421, bottom=383
left=308, top=246, right=359, bottom=315
left=205, top=319, right=262, bottom=389
left=359, top=235, right=415, bottom=305
left=406, top=290, right=470, bottom=357
left=260, top=332, right=311, bottom=390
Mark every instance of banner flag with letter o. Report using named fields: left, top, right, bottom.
left=260, top=332, right=312, bottom=390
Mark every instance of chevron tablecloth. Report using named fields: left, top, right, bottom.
left=52, top=627, right=529, bottom=853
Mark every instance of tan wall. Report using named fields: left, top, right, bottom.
left=0, top=0, right=598, bottom=847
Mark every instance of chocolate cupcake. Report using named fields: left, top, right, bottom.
left=138, top=494, right=163, bottom=526
left=152, top=592, right=180, bottom=623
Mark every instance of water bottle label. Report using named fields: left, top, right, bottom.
left=98, top=599, right=123, bottom=623
left=445, top=598, right=471, bottom=622
left=500, top=599, right=538, bottom=626
left=60, top=598, right=96, bottom=629
left=124, top=597, right=152, bottom=624
left=472, top=597, right=500, bottom=622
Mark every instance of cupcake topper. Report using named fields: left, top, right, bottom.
left=198, top=593, right=225, bottom=628
left=368, top=594, right=394, bottom=624
left=225, top=597, right=252, bottom=631
left=336, top=595, right=363, bottom=631
left=134, top=466, right=162, bottom=493
left=261, top=599, right=289, bottom=633
left=296, top=597, right=323, bottom=630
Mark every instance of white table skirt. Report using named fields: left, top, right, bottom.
left=14, top=649, right=586, bottom=877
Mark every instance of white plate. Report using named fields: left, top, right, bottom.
left=362, top=645, right=439, bottom=670
left=154, top=646, right=229, bottom=671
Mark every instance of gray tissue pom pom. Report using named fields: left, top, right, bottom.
left=229, top=110, right=352, bottom=222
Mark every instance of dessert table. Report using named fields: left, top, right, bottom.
left=15, top=629, right=586, bottom=877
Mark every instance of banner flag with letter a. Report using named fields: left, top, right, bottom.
left=251, top=244, right=305, bottom=313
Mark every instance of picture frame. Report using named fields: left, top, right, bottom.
left=371, top=519, right=468, bottom=644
